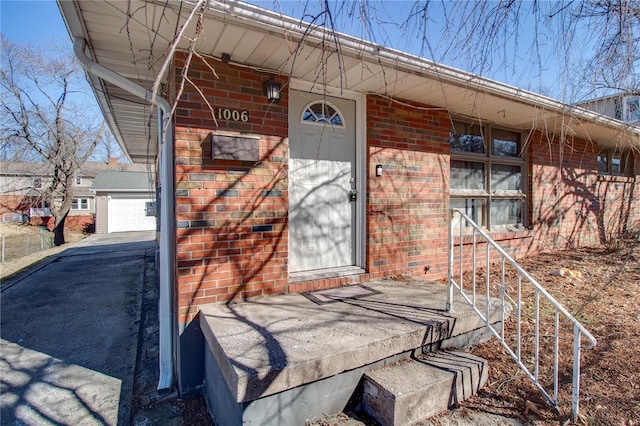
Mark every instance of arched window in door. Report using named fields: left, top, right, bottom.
left=301, top=101, right=345, bottom=127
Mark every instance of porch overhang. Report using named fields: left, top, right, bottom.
left=57, top=0, right=639, bottom=162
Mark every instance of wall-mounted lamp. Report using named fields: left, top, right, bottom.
left=263, top=75, right=281, bottom=104
left=376, top=164, right=383, bottom=177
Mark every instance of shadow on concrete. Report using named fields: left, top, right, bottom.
left=0, top=232, right=155, bottom=426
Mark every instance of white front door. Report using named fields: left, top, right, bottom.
left=289, top=90, right=357, bottom=273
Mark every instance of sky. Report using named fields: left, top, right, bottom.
left=246, top=0, right=573, bottom=99
left=0, top=1, right=622, bottom=108
left=1, top=0, right=563, bottom=97
left=1, top=0, right=125, bottom=162
left=1, top=1, right=68, bottom=44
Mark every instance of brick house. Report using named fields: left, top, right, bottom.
left=58, top=0, right=639, bottom=407
left=0, top=160, right=152, bottom=232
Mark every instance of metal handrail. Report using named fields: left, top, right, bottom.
left=447, top=209, right=596, bottom=420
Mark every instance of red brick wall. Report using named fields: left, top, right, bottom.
left=595, top=174, right=639, bottom=241
left=366, top=108, right=639, bottom=279
left=170, top=54, right=640, bottom=325
left=0, top=195, right=93, bottom=232
left=64, top=215, right=94, bottom=232
left=528, top=131, right=639, bottom=251
left=172, top=55, right=289, bottom=323
left=366, top=96, right=452, bottom=279
left=28, top=215, right=93, bottom=232
left=0, top=195, right=33, bottom=215
left=28, top=216, right=51, bottom=229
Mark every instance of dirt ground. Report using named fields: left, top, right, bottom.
left=457, top=236, right=640, bottom=426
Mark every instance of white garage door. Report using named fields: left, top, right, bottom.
left=108, top=197, right=156, bottom=232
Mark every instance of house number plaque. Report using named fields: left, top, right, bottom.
left=217, top=108, right=249, bottom=122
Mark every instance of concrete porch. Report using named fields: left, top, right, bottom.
left=199, top=279, right=506, bottom=425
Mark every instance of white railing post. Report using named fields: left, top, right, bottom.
left=572, top=326, right=582, bottom=419
left=554, top=309, right=560, bottom=403
left=446, top=209, right=455, bottom=312
left=500, top=257, right=506, bottom=341
left=458, top=218, right=463, bottom=292
left=517, top=273, right=522, bottom=360
left=472, top=229, right=477, bottom=305
left=534, top=290, right=540, bottom=380
left=446, top=208, right=596, bottom=419
left=486, top=243, right=490, bottom=323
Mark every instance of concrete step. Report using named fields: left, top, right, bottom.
left=362, top=351, right=488, bottom=426
left=200, top=281, right=505, bottom=425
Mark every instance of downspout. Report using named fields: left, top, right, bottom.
left=73, top=38, right=175, bottom=391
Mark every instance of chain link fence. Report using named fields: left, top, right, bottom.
left=1, top=228, right=54, bottom=263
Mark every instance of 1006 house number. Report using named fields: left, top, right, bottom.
left=217, top=108, right=249, bottom=122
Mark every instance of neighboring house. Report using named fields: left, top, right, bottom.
left=0, top=159, right=151, bottom=231
left=91, top=170, right=156, bottom=233
left=578, top=92, right=640, bottom=176
left=0, top=162, right=52, bottom=224
left=578, top=92, right=640, bottom=126
left=58, top=0, right=640, bottom=421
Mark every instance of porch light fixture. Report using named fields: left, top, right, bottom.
left=263, top=75, right=281, bottom=104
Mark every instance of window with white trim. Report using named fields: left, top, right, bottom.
left=450, top=121, right=526, bottom=228
left=301, top=101, right=344, bottom=126
left=75, top=176, right=82, bottom=185
left=615, top=95, right=640, bottom=124
left=71, top=198, right=89, bottom=210
left=626, top=96, right=640, bottom=123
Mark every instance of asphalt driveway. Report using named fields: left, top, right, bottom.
left=1, top=231, right=156, bottom=426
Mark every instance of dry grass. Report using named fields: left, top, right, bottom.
left=0, top=222, right=87, bottom=280
left=463, top=236, right=640, bottom=425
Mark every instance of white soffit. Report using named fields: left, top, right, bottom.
left=58, top=0, right=639, bottom=156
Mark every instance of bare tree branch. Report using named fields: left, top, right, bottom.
left=0, top=36, right=109, bottom=245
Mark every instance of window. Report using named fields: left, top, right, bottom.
left=32, top=177, right=43, bottom=189
left=71, top=198, right=89, bottom=210
left=614, top=95, right=640, bottom=123
left=301, top=101, right=344, bottom=126
left=75, top=176, right=82, bottom=185
left=450, top=122, right=483, bottom=153
left=597, top=149, right=634, bottom=177
left=30, top=200, right=51, bottom=217
left=450, top=121, right=526, bottom=229
left=596, top=152, right=609, bottom=175
left=614, top=99, right=623, bottom=120
left=624, top=96, right=640, bottom=123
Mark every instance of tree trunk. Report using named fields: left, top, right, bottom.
left=53, top=213, right=68, bottom=246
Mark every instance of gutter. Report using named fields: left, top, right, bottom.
left=73, top=38, right=175, bottom=391
left=207, top=1, right=639, bottom=135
